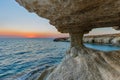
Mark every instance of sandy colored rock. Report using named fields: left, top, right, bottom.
left=16, top=0, right=120, bottom=33
left=16, top=0, right=120, bottom=80
left=46, top=47, right=120, bottom=80
left=83, top=33, right=120, bottom=45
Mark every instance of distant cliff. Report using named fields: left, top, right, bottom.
left=83, top=33, right=120, bottom=46
left=53, top=37, right=70, bottom=42
left=54, top=33, right=120, bottom=46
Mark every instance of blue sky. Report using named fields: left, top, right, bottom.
left=0, top=0, right=62, bottom=37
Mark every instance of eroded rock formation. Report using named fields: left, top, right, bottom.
left=16, top=0, right=120, bottom=80
left=83, top=33, right=120, bottom=46
left=54, top=33, right=120, bottom=46
left=16, top=0, right=120, bottom=33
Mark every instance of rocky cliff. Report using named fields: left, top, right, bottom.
left=54, top=33, right=120, bottom=46
left=84, top=33, right=120, bottom=46
left=16, top=0, right=120, bottom=80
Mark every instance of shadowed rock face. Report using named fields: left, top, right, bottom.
left=16, top=0, right=120, bottom=33
left=16, top=0, right=120, bottom=80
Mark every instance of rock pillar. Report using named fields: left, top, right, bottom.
left=68, top=32, right=85, bottom=57
left=70, top=32, right=84, bottom=48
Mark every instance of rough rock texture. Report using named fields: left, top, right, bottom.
left=16, top=0, right=120, bottom=33
left=45, top=48, right=120, bottom=80
left=84, top=36, right=120, bottom=45
left=16, top=0, right=120, bottom=80
left=83, top=34, right=120, bottom=46
left=54, top=33, right=120, bottom=46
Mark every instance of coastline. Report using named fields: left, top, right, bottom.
left=53, top=33, right=120, bottom=46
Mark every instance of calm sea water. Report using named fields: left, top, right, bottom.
left=0, top=38, right=120, bottom=80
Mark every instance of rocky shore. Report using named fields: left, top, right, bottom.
left=54, top=33, right=120, bottom=46
left=53, top=37, right=69, bottom=42
left=16, top=0, right=120, bottom=80
left=84, top=33, right=120, bottom=46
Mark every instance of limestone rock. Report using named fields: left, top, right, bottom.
left=46, top=47, right=120, bottom=80
left=37, top=47, right=120, bottom=80
left=16, top=0, right=120, bottom=33
left=83, top=34, right=120, bottom=46
left=16, top=0, right=120, bottom=80
left=111, top=37, right=120, bottom=45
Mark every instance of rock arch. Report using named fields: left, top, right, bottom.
left=16, top=0, right=120, bottom=80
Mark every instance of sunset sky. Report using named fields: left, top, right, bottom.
left=0, top=0, right=120, bottom=38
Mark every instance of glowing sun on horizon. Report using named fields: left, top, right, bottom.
left=26, top=34, right=37, bottom=38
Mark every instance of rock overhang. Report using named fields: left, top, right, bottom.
left=16, top=0, right=120, bottom=34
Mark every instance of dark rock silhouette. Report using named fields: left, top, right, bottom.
left=53, top=37, right=69, bottom=42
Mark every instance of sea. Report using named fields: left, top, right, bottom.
left=0, top=38, right=120, bottom=80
